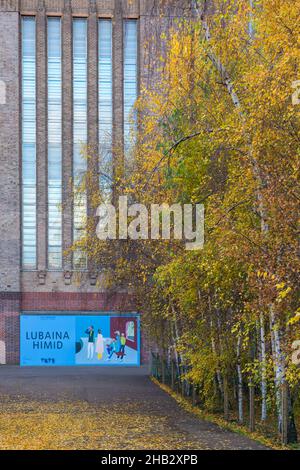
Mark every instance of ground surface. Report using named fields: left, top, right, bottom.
left=0, top=366, right=268, bottom=450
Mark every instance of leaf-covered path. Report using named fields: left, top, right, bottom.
left=0, top=366, right=267, bottom=450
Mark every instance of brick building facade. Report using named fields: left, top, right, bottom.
left=0, top=0, right=193, bottom=365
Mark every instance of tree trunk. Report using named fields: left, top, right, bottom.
left=236, top=334, right=243, bottom=424
left=223, top=375, right=229, bottom=421
left=171, top=359, right=175, bottom=390
left=259, top=312, right=267, bottom=421
left=249, top=384, right=255, bottom=432
left=281, top=382, right=288, bottom=445
left=287, top=387, right=298, bottom=443
left=269, top=306, right=285, bottom=434
left=170, top=304, right=181, bottom=379
left=209, top=311, right=223, bottom=397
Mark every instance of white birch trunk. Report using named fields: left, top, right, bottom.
left=269, top=305, right=285, bottom=431
left=210, top=317, right=223, bottom=395
left=208, top=296, right=223, bottom=395
left=259, top=312, right=267, bottom=421
left=237, top=334, right=243, bottom=423
left=171, top=304, right=183, bottom=376
left=249, top=0, right=254, bottom=37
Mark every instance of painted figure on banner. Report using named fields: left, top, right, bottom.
left=95, top=329, right=104, bottom=360
left=106, top=338, right=116, bottom=360
left=85, top=326, right=95, bottom=359
left=119, top=333, right=126, bottom=359
left=114, top=331, right=121, bottom=355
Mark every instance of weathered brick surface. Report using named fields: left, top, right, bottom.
left=87, top=7, right=98, bottom=240
left=112, top=0, right=124, bottom=172
left=0, top=1, right=19, bottom=11
left=37, top=5, right=47, bottom=271
left=22, top=291, right=136, bottom=311
left=0, top=293, right=21, bottom=364
left=0, top=10, right=20, bottom=364
left=0, top=11, right=20, bottom=293
left=62, top=4, right=73, bottom=270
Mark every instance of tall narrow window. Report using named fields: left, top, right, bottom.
left=126, top=321, right=135, bottom=342
left=22, top=17, right=36, bottom=268
left=47, top=18, right=62, bottom=269
left=123, top=20, right=137, bottom=161
left=98, top=19, right=112, bottom=198
left=73, top=19, right=87, bottom=269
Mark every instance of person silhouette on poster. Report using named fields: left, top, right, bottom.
left=95, top=329, right=104, bottom=360
left=85, top=325, right=95, bottom=359
left=106, top=338, right=116, bottom=360
left=114, top=330, right=121, bottom=356
left=119, top=333, right=126, bottom=360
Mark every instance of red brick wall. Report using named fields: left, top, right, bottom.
left=22, top=292, right=136, bottom=312
left=0, top=292, right=21, bottom=364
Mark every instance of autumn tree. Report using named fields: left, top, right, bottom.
left=73, top=0, right=300, bottom=444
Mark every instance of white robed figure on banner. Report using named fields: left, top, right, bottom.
left=95, top=329, right=104, bottom=360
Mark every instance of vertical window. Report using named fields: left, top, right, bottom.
left=123, top=20, right=137, bottom=160
left=47, top=18, right=62, bottom=269
left=73, top=19, right=87, bottom=269
left=126, top=321, right=135, bottom=341
left=98, top=19, right=112, bottom=198
left=22, top=17, right=36, bottom=268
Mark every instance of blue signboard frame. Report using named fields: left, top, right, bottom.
left=20, top=313, right=140, bottom=367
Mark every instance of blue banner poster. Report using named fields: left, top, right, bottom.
left=20, top=314, right=140, bottom=366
